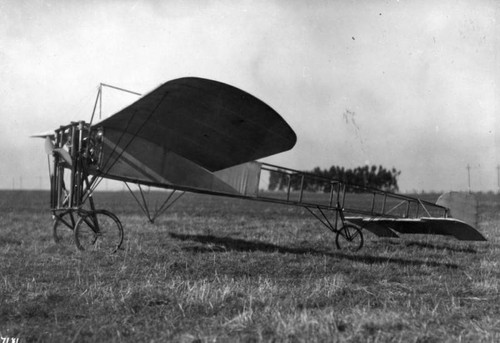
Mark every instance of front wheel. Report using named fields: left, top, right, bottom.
left=74, top=210, right=124, bottom=253
left=336, top=224, right=363, bottom=252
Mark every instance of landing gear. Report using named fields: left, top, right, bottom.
left=336, top=224, right=364, bottom=252
left=305, top=205, right=364, bottom=252
left=74, top=210, right=124, bottom=253
left=52, top=209, right=124, bottom=253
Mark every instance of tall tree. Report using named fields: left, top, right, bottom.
left=268, top=165, right=401, bottom=192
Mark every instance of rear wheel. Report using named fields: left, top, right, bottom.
left=336, top=224, right=363, bottom=252
left=74, top=210, right=123, bottom=253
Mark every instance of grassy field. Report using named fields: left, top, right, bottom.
left=0, top=190, right=499, bottom=342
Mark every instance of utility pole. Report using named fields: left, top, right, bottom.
left=466, top=164, right=471, bottom=193
left=497, top=165, right=500, bottom=194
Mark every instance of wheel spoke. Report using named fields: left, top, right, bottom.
left=348, top=229, right=360, bottom=240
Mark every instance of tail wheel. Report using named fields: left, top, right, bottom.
left=53, top=212, right=76, bottom=244
left=336, top=224, right=363, bottom=252
left=74, top=210, right=124, bottom=253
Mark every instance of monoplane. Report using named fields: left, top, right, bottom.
left=34, top=77, right=486, bottom=252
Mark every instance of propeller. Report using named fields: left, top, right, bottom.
left=31, top=130, right=55, bottom=139
left=44, top=136, right=55, bottom=179
left=39, top=135, right=72, bottom=167
left=44, top=136, right=54, bottom=154
left=53, top=148, right=72, bottom=167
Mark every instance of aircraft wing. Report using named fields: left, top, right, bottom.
left=92, top=77, right=296, bottom=194
left=346, top=217, right=487, bottom=241
left=96, top=77, right=296, bottom=171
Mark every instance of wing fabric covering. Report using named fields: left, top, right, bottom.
left=94, top=77, right=296, bottom=195
left=346, top=217, right=486, bottom=241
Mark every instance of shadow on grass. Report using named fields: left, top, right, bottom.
left=170, top=233, right=459, bottom=269
left=404, top=241, right=477, bottom=253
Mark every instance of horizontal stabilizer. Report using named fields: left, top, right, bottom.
left=346, top=217, right=486, bottom=241
left=346, top=217, right=399, bottom=238
left=419, top=218, right=486, bottom=241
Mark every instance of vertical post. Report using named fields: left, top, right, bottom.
left=298, top=175, right=304, bottom=203
left=76, top=121, right=85, bottom=206
left=99, top=83, right=103, bottom=120
left=335, top=183, right=342, bottom=229
left=497, top=165, right=500, bottom=194
left=341, top=183, right=347, bottom=209
left=286, top=173, right=291, bottom=202
left=56, top=129, right=64, bottom=208
left=336, top=182, right=340, bottom=206
left=466, top=164, right=471, bottom=193
left=54, top=130, right=60, bottom=208
left=69, top=123, right=78, bottom=207
left=328, top=182, right=335, bottom=207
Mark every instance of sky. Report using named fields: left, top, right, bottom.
left=0, top=0, right=498, bottom=192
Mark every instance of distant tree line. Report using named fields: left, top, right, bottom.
left=268, top=165, right=401, bottom=193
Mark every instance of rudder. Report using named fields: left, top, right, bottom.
left=436, top=192, right=478, bottom=229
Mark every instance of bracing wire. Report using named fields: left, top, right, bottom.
left=96, top=90, right=169, bottom=184
left=86, top=83, right=143, bottom=193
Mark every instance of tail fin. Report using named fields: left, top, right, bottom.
left=436, top=192, right=478, bottom=228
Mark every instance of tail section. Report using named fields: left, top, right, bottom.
left=436, top=192, right=478, bottom=229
